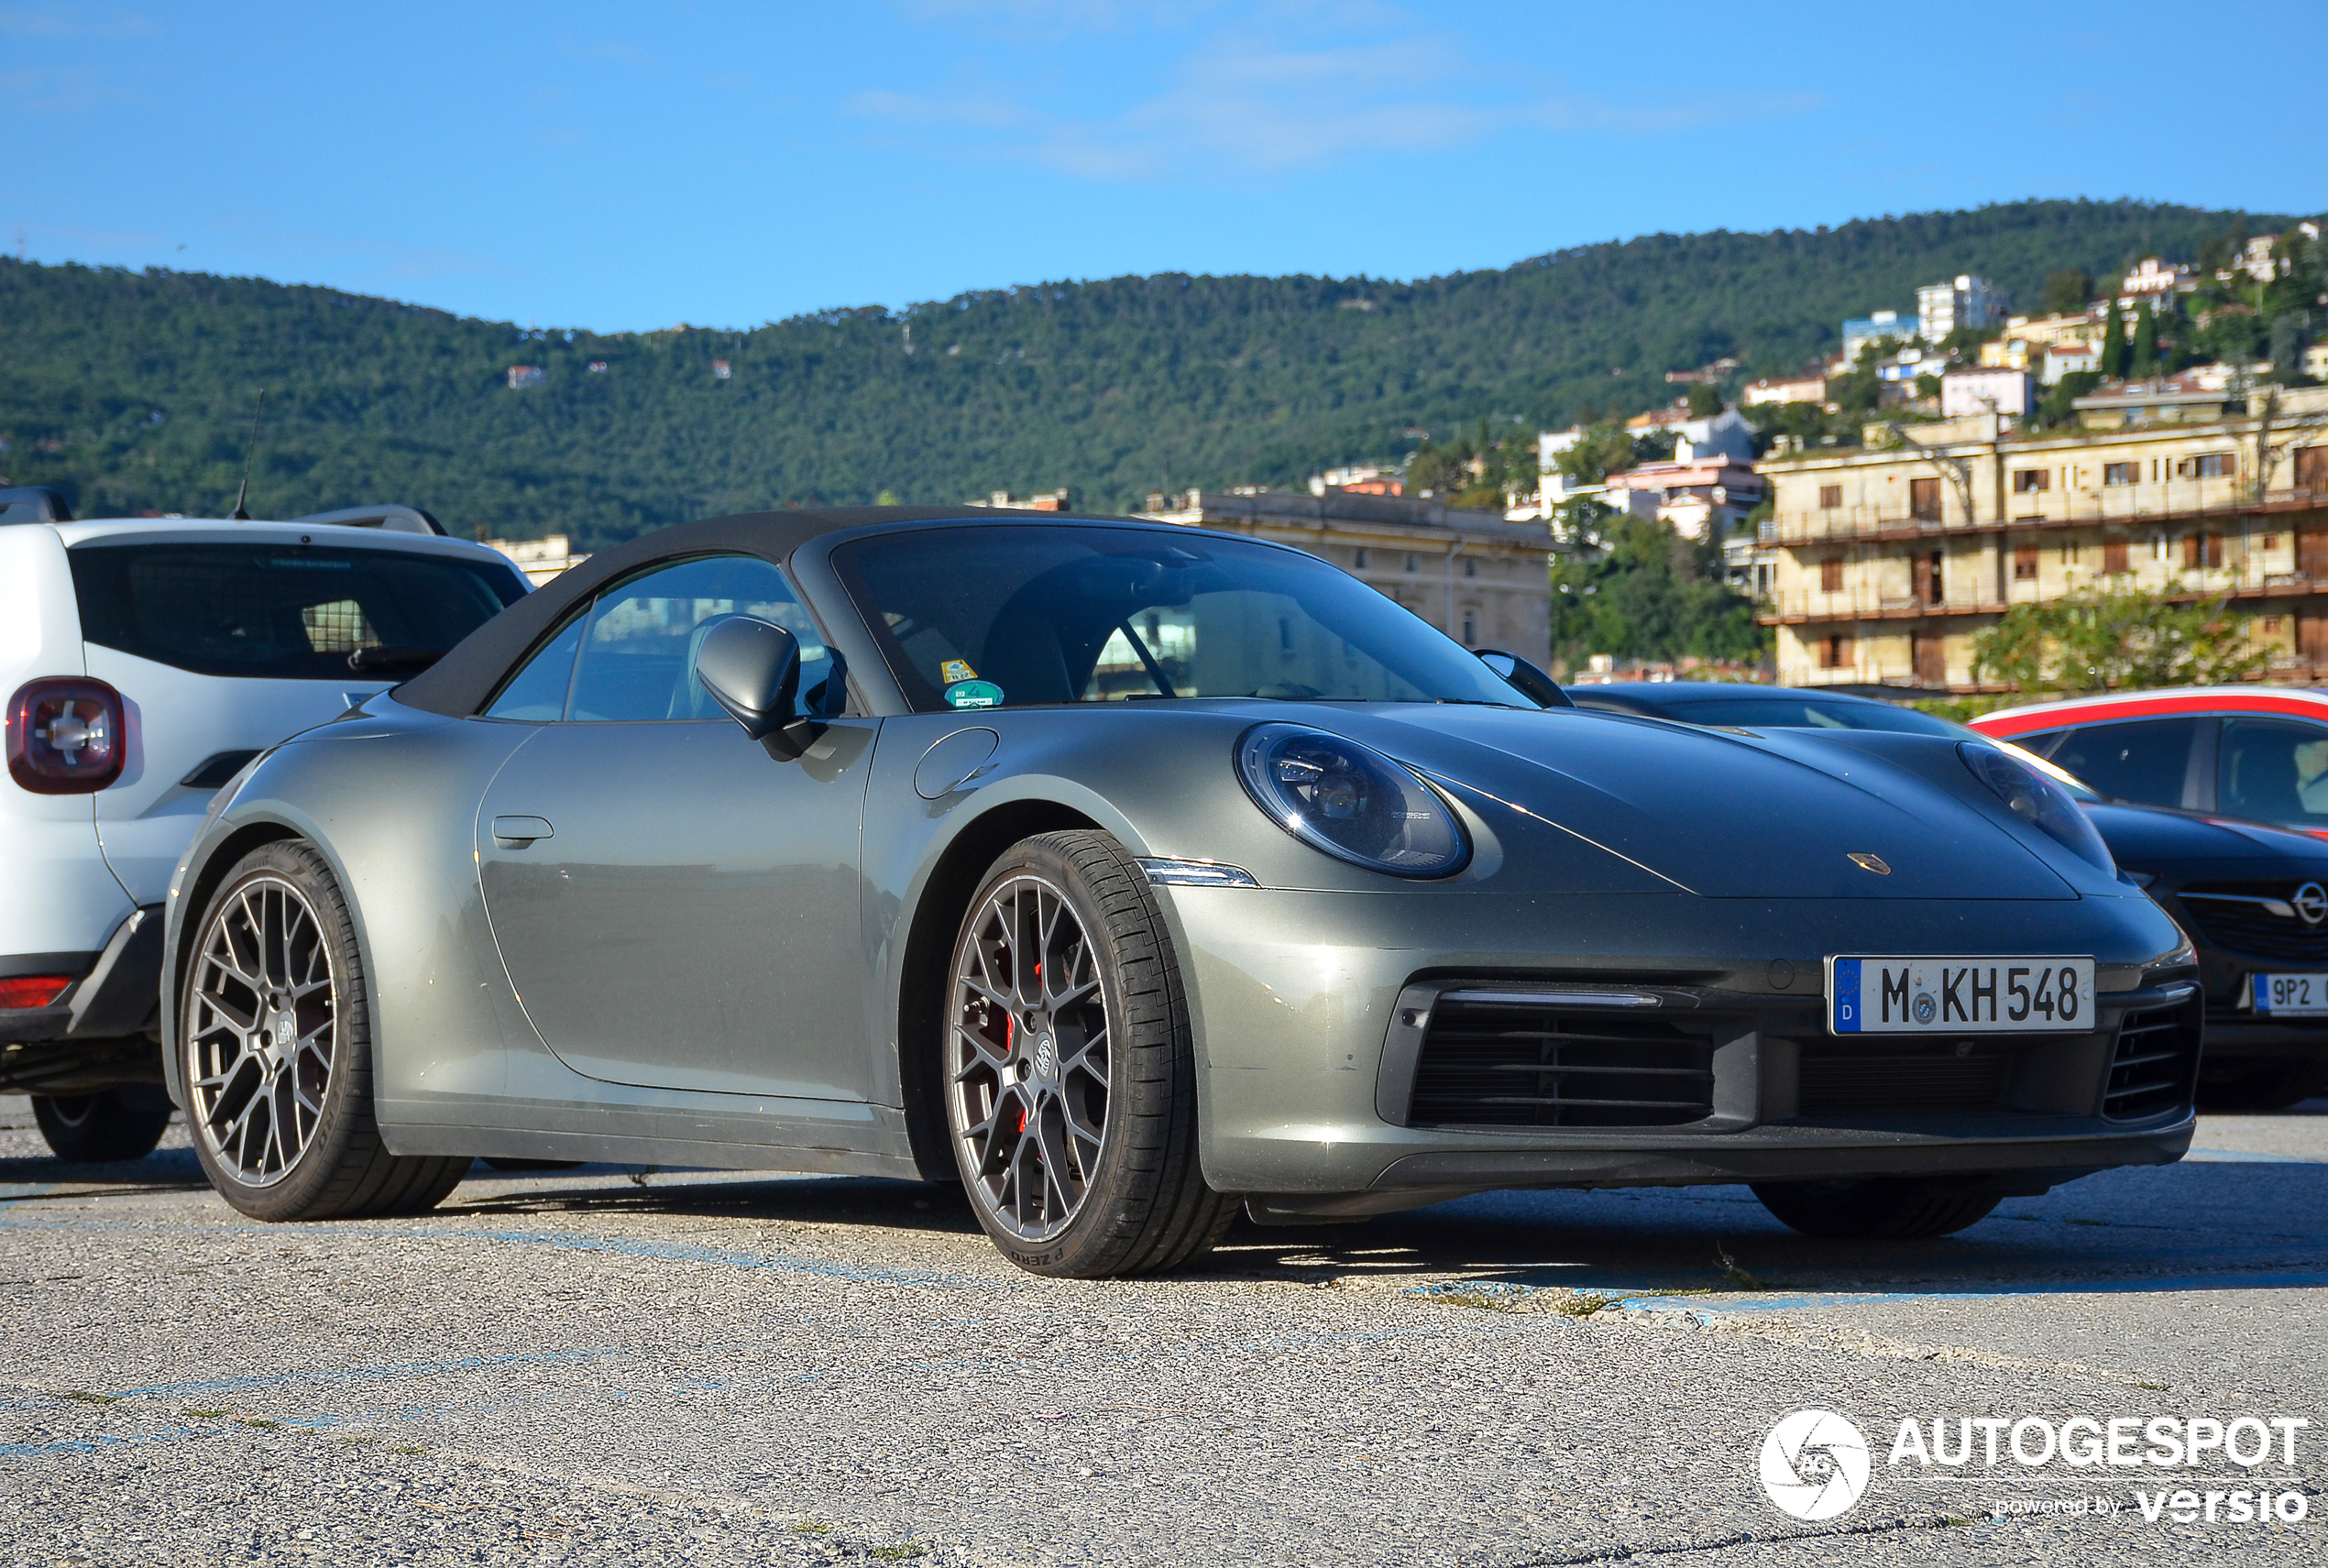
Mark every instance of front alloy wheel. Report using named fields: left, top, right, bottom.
left=943, top=830, right=1235, bottom=1277
left=951, top=871, right=1113, bottom=1243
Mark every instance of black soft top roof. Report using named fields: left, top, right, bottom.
left=392, top=505, right=1145, bottom=718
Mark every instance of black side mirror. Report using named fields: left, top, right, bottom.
left=696, top=616, right=822, bottom=759
left=1476, top=648, right=1573, bottom=709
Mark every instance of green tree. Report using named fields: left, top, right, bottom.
left=2098, top=301, right=2127, bottom=379
left=2042, top=269, right=2094, bottom=314
left=2130, top=298, right=2158, bottom=377
left=2036, top=369, right=2104, bottom=430
left=0, top=198, right=2287, bottom=543
left=1828, top=342, right=1890, bottom=413
left=1684, top=382, right=1721, bottom=416
left=1554, top=422, right=1642, bottom=487
left=1971, top=587, right=2265, bottom=695
left=1549, top=516, right=1766, bottom=670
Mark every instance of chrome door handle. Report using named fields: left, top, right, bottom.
left=492, top=815, right=554, bottom=847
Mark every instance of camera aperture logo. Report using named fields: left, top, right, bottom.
left=1760, top=1410, right=1872, bottom=1520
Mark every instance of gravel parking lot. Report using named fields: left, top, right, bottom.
left=4, top=1093, right=2323, bottom=1567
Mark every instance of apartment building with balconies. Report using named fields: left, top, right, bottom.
left=1755, top=389, right=2328, bottom=689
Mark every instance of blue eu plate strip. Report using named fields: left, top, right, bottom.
left=1831, top=957, right=1861, bottom=1032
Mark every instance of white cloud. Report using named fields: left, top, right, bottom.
left=851, top=27, right=1818, bottom=180
left=0, top=5, right=152, bottom=38
left=0, top=64, right=110, bottom=114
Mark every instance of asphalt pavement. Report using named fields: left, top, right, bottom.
left=4, top=1093, right=2323, bottom=1566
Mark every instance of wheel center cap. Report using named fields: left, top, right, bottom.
left=1033, top=1032, right=1058, bottom=1080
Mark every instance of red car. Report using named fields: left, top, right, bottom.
left=1968, top=687, right=2328, bottom=839
left=1972, top=687, right=2328, bottom=1109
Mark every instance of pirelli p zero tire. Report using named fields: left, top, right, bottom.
left=181, top=841, right=467, bottom=1222
left=31, top=1088, right=171, bottom=1164
left=944, top=830, right=1237, bottom=1278
left=1751, top=1178, right=2002, bottom=1241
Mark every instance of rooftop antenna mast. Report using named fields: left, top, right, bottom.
left=228, top=389, right=266, bottom=521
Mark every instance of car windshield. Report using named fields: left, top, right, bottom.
left=70, top=541, right=526, bottom=679
left=830, top=524, right=1526, bottom=712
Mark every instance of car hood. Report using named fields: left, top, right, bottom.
left=2088, top=801, right=2328, bottom=873
left=1302, top=704, right=2079, bottom=900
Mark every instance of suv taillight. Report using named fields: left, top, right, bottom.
left=0, top=975, right=72, bottom=1009
left=5, top=678, right=126, bottom=795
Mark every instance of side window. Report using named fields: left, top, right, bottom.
left=566, top=555, right=830, bottom=723
left=2219, top=718, right=2328, bottom=829
left=484, top=616, right=586, bottom=720
left=2002, top=728, right=2066, bottom=760
left=2047, top=718, right=2201, bottom=807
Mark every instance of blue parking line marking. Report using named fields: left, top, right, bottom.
left=2183, top=1147, right=2318, bottom=1163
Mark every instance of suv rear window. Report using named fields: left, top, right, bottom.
left=70, top=542, right=525, bottom=679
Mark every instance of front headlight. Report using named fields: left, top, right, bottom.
left=1235, top=723, right=1468, bottom=877
left=1960, top=742, right=2114, bottom=873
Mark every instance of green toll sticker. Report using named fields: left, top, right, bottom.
left=944, top=679, right=1004, bottom=709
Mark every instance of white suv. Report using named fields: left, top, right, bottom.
left=1, top=488, right=530, bottom=1160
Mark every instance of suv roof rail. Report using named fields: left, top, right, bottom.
left=0, top=486, right=75, bottom=524
left=290, top=504, right=447, bottom=536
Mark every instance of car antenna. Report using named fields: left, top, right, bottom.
left=227, top=389, right=266, bottom=521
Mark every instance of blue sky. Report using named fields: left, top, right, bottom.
left=8, top=0, right=2324, bottom=332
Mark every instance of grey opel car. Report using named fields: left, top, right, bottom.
left=159, top=508, right=2202, bottom=1277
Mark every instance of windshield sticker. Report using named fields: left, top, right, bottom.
left=945, top=679, right=1004, bottom=709
left=940, top=658, right=978, bottom=685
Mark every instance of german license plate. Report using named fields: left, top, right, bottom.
left=2252, top=973, right=2328, bottom=1016
left=1828, top=956, right=2096, bottom=1035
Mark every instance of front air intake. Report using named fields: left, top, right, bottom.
left=2103, top=997, right=2202, bottom=1121
left=1406, top=995, right=1715, bottom=1129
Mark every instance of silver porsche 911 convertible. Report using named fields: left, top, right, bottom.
left=159, top=507, right=2201, bottom=1277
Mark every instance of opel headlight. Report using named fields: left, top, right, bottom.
left=1235, top=723, right=1468, bottom=877
left=1960, top=742, right=2114, bottom=873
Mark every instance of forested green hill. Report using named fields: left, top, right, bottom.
left=1, top=199, right=2289, bottom=548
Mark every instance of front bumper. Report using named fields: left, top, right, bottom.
left=1164, top=887, right=2199, bottom=1209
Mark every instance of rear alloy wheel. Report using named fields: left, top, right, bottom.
left=182, top=841, right=468, bottom=1221
left=944, top=830, right=1236, bottom=1277
left=31, top=1087, right=170, bottom=1164
left=1751, top=1178, right=2002, bottom=1241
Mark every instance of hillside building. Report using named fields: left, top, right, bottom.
left=1598, top=456, right=1765, bottom=541
left=2122, top=257, right=2195, bottom=296
left=1753, top=389, right=2328, bottom=689
left=1744, top=374, right=1828, bottom=407
left=1916, top=275, right=2008, bottom=343
left=1137, top=489, right=1555, bottom=660
left=1309, top=465, right=1402, bottom=497
left=1841, top=309, right=1915, bottom=361
left=1940, top=367, right=2033, bottom=418
left=969, top=488, right=1072, bottom=510
left=488, top=534, right=587, bottom=586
